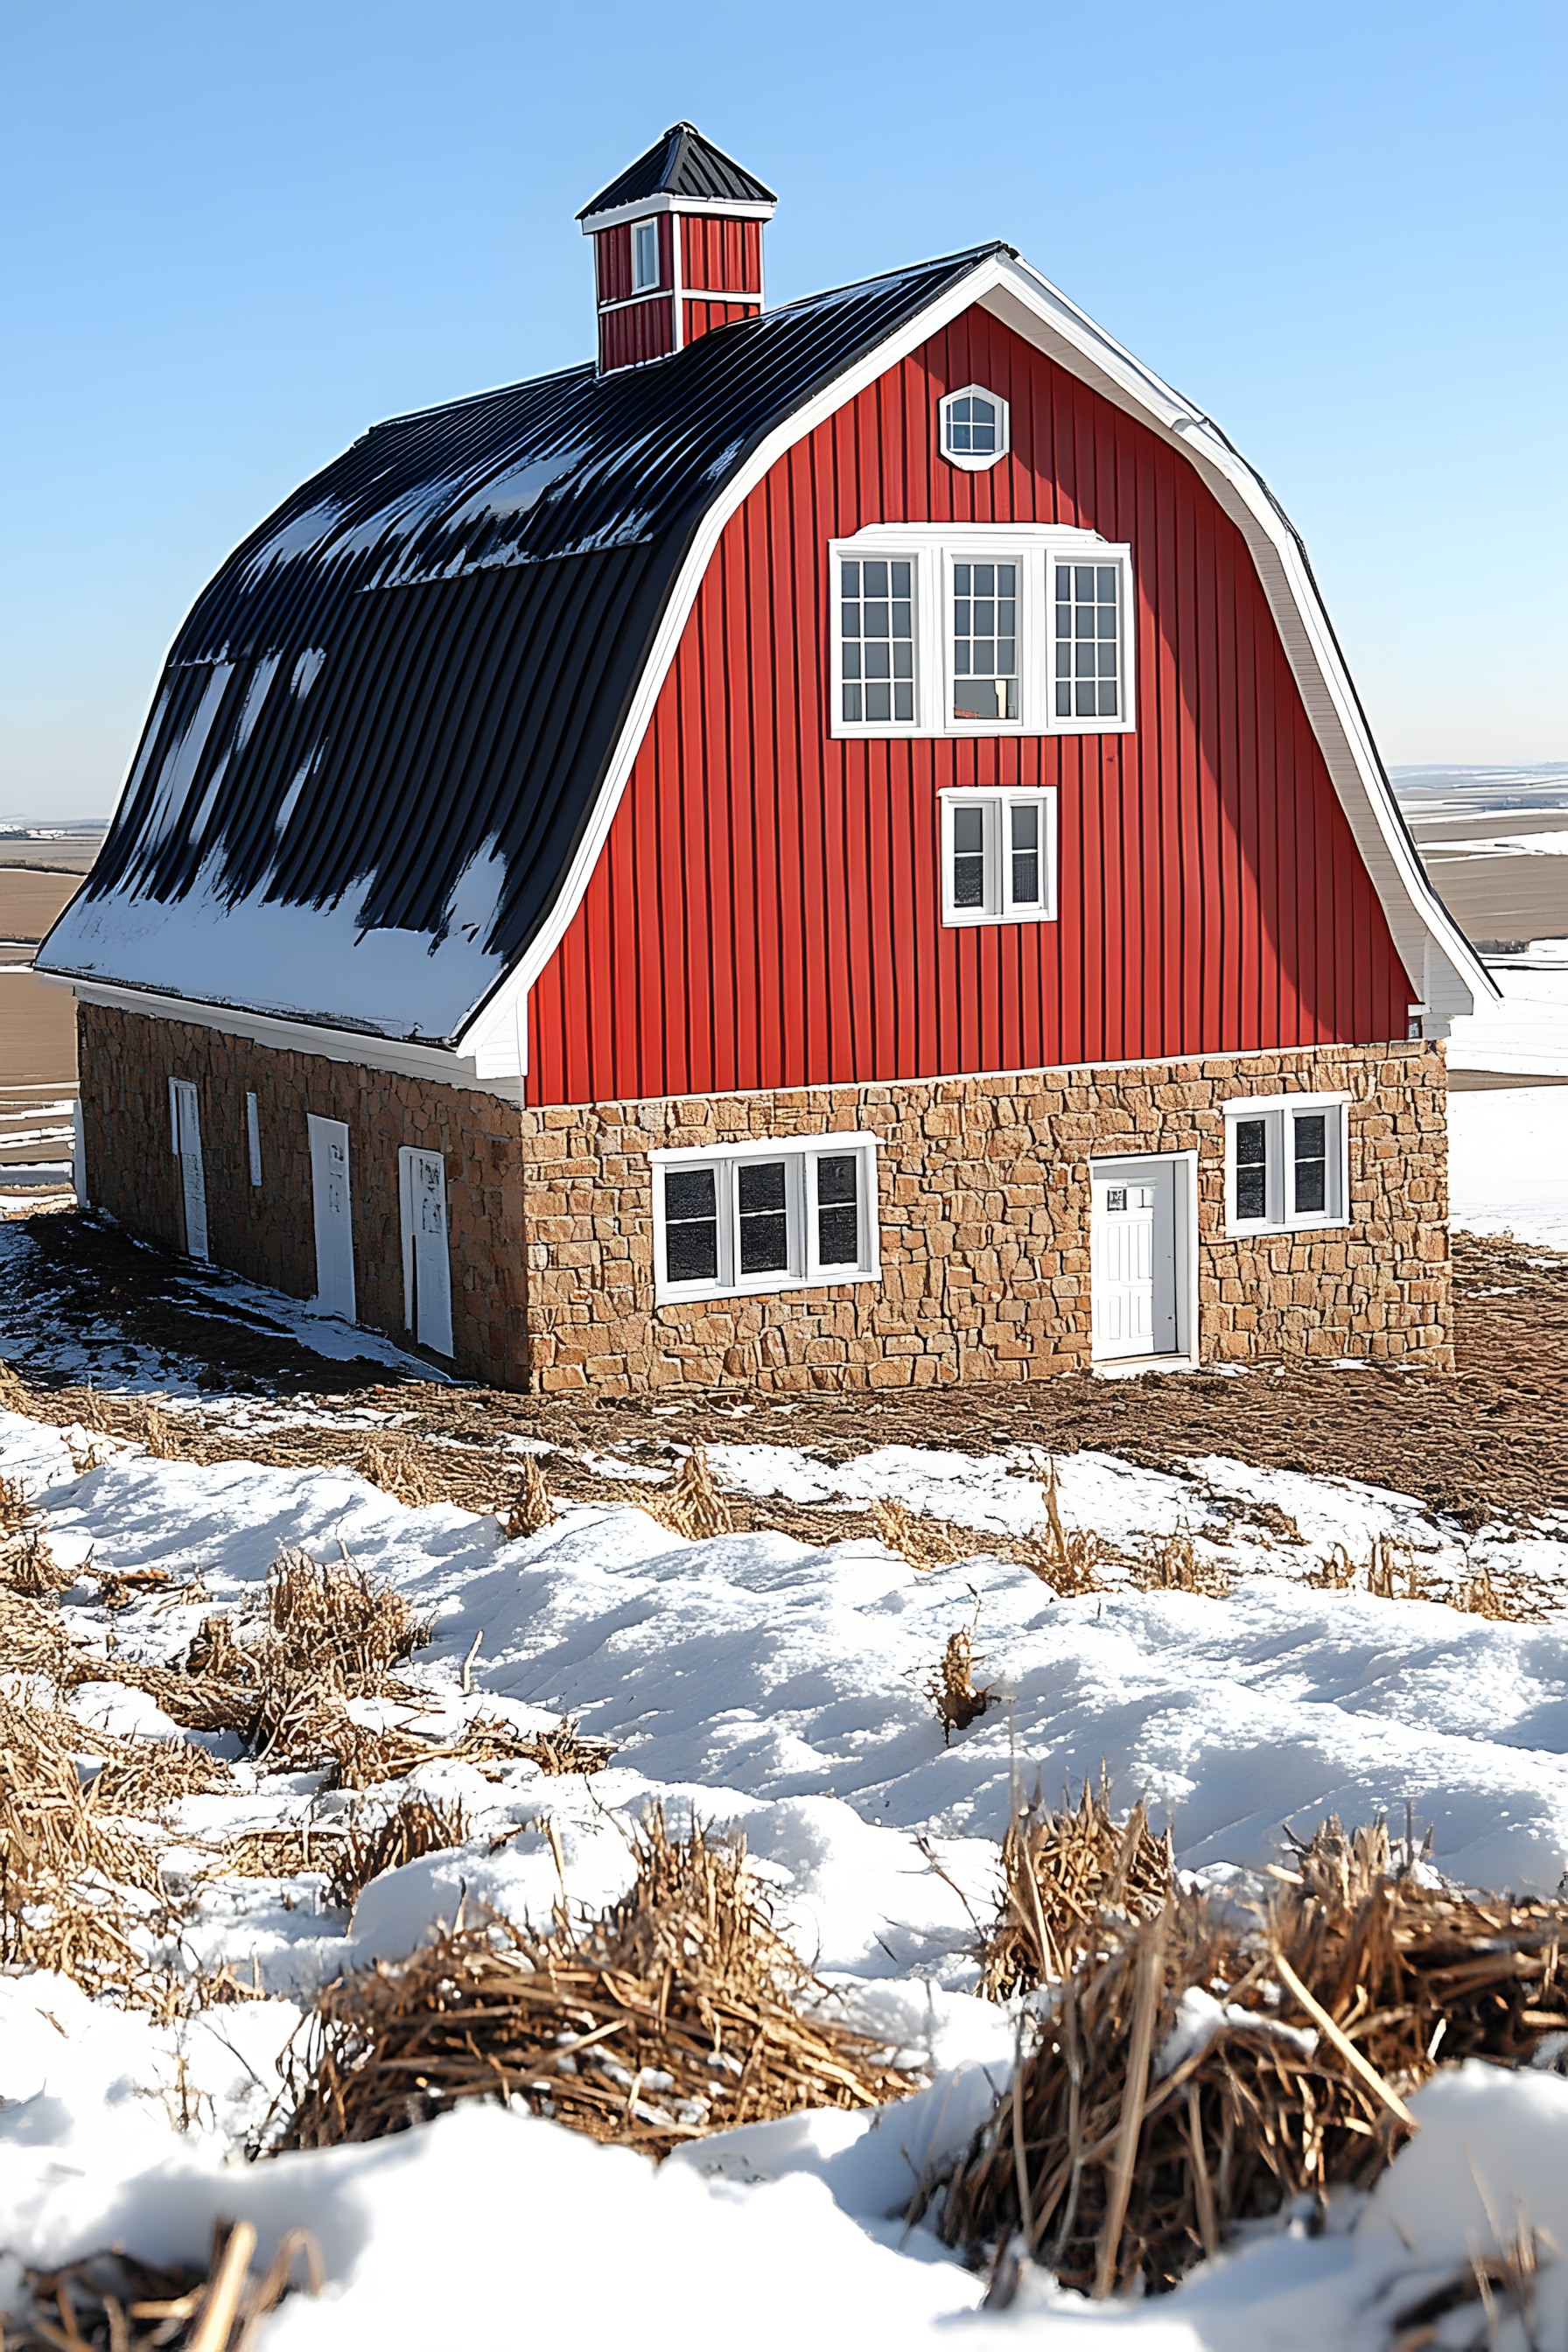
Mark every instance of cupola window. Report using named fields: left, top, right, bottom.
left=631, top=218, right=660, bottom=291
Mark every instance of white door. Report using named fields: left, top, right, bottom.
left=306, top=1114, right=356, bottom=1320
left=168, top=1078, right=209, bottom=1261
left=1092, top=1159, right=1178, bottom=1360
left=398, top=1146, right=454, bottom=1357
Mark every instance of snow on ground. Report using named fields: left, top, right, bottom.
left=1451, top=1082, right=1568, bottom=1250
left=9, top=1397, right=1568, bottom=2343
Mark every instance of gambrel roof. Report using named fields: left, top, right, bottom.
left=39, top=243, right=1490, bottom=1064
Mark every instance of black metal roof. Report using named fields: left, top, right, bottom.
left=40, top=246, right=1002, bottom=1045
left=577, top=122, right=776, bottom=221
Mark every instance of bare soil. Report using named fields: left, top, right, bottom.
left=3, top=1215, right=1564, bottom=1530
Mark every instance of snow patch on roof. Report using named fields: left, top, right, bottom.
left=42, top=839, right=512, bottom=1042
left=132, top=665, right=234, bottom=855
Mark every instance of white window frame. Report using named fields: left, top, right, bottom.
left=945, top=546, right=1027, bottom=736
left=630, top=216, right=660, bottom=293
left=940, top=788, right=1057, bottom=927
left=939, top=383, right=1010, bottom=472
left=1222, top=1093, right=1349, bottom=1236
left=650, top=1133, right=881, bottom=1306
left=828, top=525, right=1135, bottom=741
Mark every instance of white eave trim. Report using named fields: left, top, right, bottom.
left=457, top=247, right=1490, bottom=1065
left=580, top=193, right=776, bottom=234
left=39, top=971, right=526, bottom=1104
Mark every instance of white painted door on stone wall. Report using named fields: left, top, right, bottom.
left=1091, top=1158, right=1177, bottom=1360
left=168, top=1078, right=209, bottom=1261
left=398, top=1146, right=454, bottom=1357
left=307, top=1114, right=356, bottom=1321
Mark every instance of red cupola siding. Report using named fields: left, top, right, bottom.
left=578, top=122, right=775, bottom=373
left=41, top=127, right=1488, bottom=1393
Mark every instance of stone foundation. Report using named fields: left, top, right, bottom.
left=521, top=1044, right=1452, bottom=1391
left=75, top=1004, right=1450, bottom=1394
left=76, top=1004, right=530, bottom=1388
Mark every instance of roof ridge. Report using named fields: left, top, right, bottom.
left=368, top=359, right=598, bottom=435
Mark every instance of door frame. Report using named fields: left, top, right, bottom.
left=397, top=1144, right=455, bottom=1358
left=167, top=1076, right=210, bottom=1262
left=1088, top=1148, right=1200, bottom=1376
left=305, top=1112, right=356, bottom=1322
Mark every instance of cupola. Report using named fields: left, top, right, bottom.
left=578, top=122, right=776, bottom=375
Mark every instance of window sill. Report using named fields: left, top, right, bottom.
left=943, top=907, right=1056, bottom=929
left=830, top=717, right=1135, bottom=743
left=654, top=1267, right=881, bottom=1311
left=1224, top=1216, right=1350, bottom=1241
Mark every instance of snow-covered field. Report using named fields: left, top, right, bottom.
left=7, top=1382, right=1568, bottom=2345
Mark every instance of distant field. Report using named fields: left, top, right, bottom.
left=0, top=849, right=97, bottom=1139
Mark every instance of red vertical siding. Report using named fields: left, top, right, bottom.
left=681, top=216, right=763, bottom=293
left=528, top=305, right=1414, bottom=1104
left=684, top=298, right=758, bottom=344
left=595, top=218, right=677, bottom=371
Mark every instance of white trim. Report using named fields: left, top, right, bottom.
left=398, top=1144, right=455, bottom=1357
left=581, top=192, right=776, bottom=234
left=458, top=246, right=1487, bottom=1060
left=1222, top=1092, right=1349, bottom=1236
left=651, top=1131, right=880, bottom=1307
left=940, top=788, right=1057, bottom=926
left=306, top=1112, right=356, bottom=1321
left=1089, top=1149, right=1200, bottom=1374
left=244, top=1089, right=262, bottom=1187
left=939, top=383, right=1010, bottom=472
left=43, top=974, right=526, bottom=1104
left=71, top=1100, right=88, bottom=1206
left=826, top=523, right=1135, bottom=742
left=682, top=290, right=763, bottom=308
left=597, top=289, right=676, bottom=316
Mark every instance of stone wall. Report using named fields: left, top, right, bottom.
left=76, top=1004, right=530, bottom=1388
left=76, top=1005, right=1450, bottom=1396
left=521, top=1043, right=1451, bottom=1391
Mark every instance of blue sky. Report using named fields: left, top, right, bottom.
left=4, top=0, right=1564, bottom=816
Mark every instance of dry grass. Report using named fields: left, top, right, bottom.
left=980, top=1779, right=1175, bottom=1998
left=0, top=1470, right=34, bottom=1533
left=2, top=2218, right=323, bottom=2351
left=326, top=1795, right=471, bottom=1912
left=648, top=1446, right=731, bottom=1540
left=930, top=1812, right=1568, bottom=2301
left=354, top=1432, right=439, bottom=1507
left=927, top=1625, right=997, bottom=1744
left=1, top=1524, right=73, bottom=1594
left=1024, top=1460, right=1104, bottom=1597
left=1310, top=1536, right=1546, bottom=1621
left=320, top=1710, right=611, bottom=1788
left=276, top=1806, right=914, bottom=2159
left=1131, top=1529, right=1231, bottom=1598
left=500, top=1453, right=554, bottom=1538
left=264, top=1546, right=430, bottom=1684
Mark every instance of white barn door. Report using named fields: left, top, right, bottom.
left=1091, top=1158, right=1177, bottom=1360
left=399, top=1146, right=454, bottom=1357
left=306, top=1114, right=356, bottom=1320
left=168, top=1078, right=209, bottom=1261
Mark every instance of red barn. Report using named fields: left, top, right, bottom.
left=38, top=122, right=1487, bottom=1390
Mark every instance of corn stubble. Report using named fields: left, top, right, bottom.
left=276, top=1808, right=912, bottom=2160
left=935, top=1808, right=1568, bottom=2302
left=1, top=2218, right=322, bottom=2352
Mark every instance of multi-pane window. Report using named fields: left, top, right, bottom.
left=952, top=561, right=1018, bottom=723
left=939, top=385, right=1010, bottom=471
left=1225, top=1098, right=1347, bottom=1232
left=840, top=558, right=915, bottom=725
left=654, top=1138, right=880, bottom=1302
left=830, top=533, right=1134, bottom=736
left=941, top=790, right=1055, bottom=926
left=631, top=218, right=659, bottom=291
left=1055, top=562, right=1122, bottom=721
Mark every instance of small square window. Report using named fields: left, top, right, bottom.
left=940, top=790, right=1056, bottom=927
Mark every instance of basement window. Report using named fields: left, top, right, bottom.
left=652, top=1134, right=881, bottom=1305
left=941, top=788, right=1056, bottom=926
left=1223, top=1094, right=1348, bottom=1234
